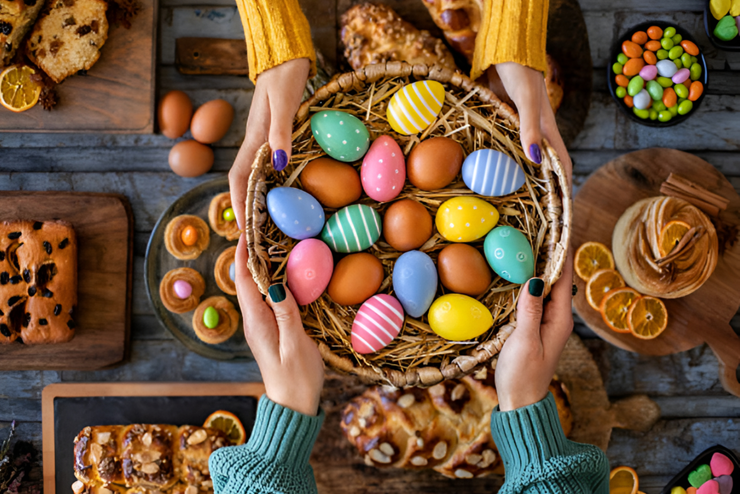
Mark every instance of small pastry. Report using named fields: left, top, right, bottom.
left=159, top=267, right=206, bottom=313
left=192, top=296, right=239, bottom=344
left=214, top=246, right=237, bottom=296
left=208, top=192, right=240, bottom=240
left=164, top=215, right=210, bottom=260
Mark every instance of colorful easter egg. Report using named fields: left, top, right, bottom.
left=387, top=80, right=445, bottom=135
left=362, top=136, right=406, bottom=202
left=428, top=294, right=493, bottom=341
left=286, top=239, right=334, bottom=305
left=351, top=294, right=405, bottom=354
left=435, top=197, right=499, bottom=242
left=656, top=59, right=678, bottom=78
left=267, top=187, right=325, bottom=240
left=321, top=204, right=382, bottom=253
left=392, top=250, right=437, bottom=317
left=483, top=226, right=534, bottom=284
left=462, top=149, right=526, bottom=197
left=311, top=110, right=370, bottom=162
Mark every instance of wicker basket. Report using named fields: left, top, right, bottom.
left=246, top=62, right=571, bottom=387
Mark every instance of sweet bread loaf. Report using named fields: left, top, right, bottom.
left=0, top=0, right=45, bottom=65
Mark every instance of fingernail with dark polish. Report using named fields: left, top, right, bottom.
left=528, top=278, right=544, bottom=297
left=572, top=284, right=578, bottom=297
left=529, top=143, right=542, bottom=164
left=268, top=283, right=286, bottom=303
left=272, top=149, right=288, bottom=171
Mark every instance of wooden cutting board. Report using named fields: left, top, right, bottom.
left=572, top=149, right=740, bottom=398
left=0, top=192, right=133, bottom=370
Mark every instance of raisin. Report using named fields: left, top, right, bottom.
left=62, top=0, right=74, bottom=6
left=42, top=289, right=53, bottom=298
left=0, top=272, right=7, bottom=285
left=24, top=0, right=37, bottom=6
left=76, top=25, right=91, bottom=36
left=49, top=40, right=63, bottom=57
left=63, top=16, right=76, bottom=26
left=54, top=304, right=61, bottom=316
left=23, top=269, right=30, bottom=283
left=39, top=318, right=48, bottom=326
left=0, top=22, right=12, bottom=36
left=37, top=48, right=46, bottom=59
left=59, top=238, right=69, bottom=249
left=0, top=324, right=11, bottom=337
left=4, top=43, right=11, bottom=53
left=67, top=319, right=76, bottom=329
left=91, top=20, right=99, bottom=33
left=28, top=286, right=36, bottom=297
left=9, top=275, right=21, bottom=284
left=0, top=309, right=3, bottom=316
left=0, top=252, right=4, bottom=261
left=23, top=313, right=31, bottom=327
left=8, top=231, right=21, bottom=239
left=33, top=221, right=43, bottom=230
left=8, top=296, right=21, bottom=306
left=77, top=69, right=87, bottom=76
left=44, top=241, right=52, bottom=254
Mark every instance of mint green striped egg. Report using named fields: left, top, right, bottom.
left=321, top=204, right=382, bottom=253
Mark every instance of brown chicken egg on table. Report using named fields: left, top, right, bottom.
left=300, top=157, right=362, bottom=208
left=407, top=137, right=465, bottom=190
left=169, top=140, right=214, bottom=177
left=158, top=90, right=193, bottom=139
left=191, top=99, right=235, bottom=144
left=383, top=199, right=433, bottom=252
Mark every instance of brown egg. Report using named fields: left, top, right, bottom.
left=169, top=140, right=214, bottom=177
left=327, top=253, right=384, bottom=306
left=191, top=99, right=235, bottom=144
left=438, top=244, right=492, bottom=296
left=407, top=137, right=464, bottom=190
left=383, top=199, right=433, bottom=252
left=158, top=90, right=193, bottom=139
left=301, top=157, right=362, bottom=208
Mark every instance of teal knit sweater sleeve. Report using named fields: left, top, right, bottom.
left=209, top=395, right=324, bottom=494
left=490, top=392, right=610, bottom=494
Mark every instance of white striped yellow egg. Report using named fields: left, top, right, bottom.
left=386, top=80, right=445, bottom=135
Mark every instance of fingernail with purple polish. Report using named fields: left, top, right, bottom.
left=529, top=144, right=542, bottom=164
left=273, top=149, right=288, bottom=171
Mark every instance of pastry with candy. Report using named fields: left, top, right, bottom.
left=208, top=192, right=239, bottom=241
left=159, top=267, right=206, bottom=313
left=164, top=215, right=210, bottom=261
left=214, top=246, right=237, bottom=296
left=192, top=295, right=239, bottom=344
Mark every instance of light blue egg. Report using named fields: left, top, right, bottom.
left=483, top=226, right=534, bottom=284
left=392, top=250, right=437, bottom=318
left=311, top=110, right=370, bottom=162
left=229, top=262, right=235, bottom=282
left=267, top=187, right=325, bottom=240
left=462, top=149, right=526, bottom=197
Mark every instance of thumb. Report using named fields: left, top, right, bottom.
left=515, top=278, right=545, bottom=340
left=265, top=283, right=306, bottom=339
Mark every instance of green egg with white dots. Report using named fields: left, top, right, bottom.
left=311, top=110, right=370, bottom=162
left=483, top=226, right=534, bottom=285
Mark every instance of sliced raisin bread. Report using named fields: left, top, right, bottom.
left=0, top=0, right=46, bottom=65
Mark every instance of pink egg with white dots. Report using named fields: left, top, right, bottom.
left=361, top=136, right=405, bottom=202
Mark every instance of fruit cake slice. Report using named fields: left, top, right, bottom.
left=26, top=0, right=108, bottom=83
left=0, top=0, right=46, bottom=66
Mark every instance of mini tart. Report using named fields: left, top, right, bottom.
left=208, top=192, right=240, bottom=240
left=164, top=215, right=210, bottom=261
left=159, top=267, right=206, bottom=313
left=214, top=246, right=237, bottom=296
left=192, top=296, right=239, bottom=344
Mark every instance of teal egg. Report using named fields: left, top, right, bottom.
left=321, top=204, right=382, bottom=253
left=483, top=226, right=534, bottom=284
left=310, top=110, right=370, bottom=162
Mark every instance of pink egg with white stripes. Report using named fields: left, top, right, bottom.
left=351, top=294, right=405, bottom=354
left=361, top=136, right=405, bottom=202
left=286, top=239, right=334, bottom=305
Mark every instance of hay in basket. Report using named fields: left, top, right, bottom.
left=246, top=62, right=571, bottom=388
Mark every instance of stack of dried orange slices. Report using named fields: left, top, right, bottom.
left=575, top=241, right=668, bottom=340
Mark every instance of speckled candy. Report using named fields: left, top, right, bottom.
left=483, top=226, right=534, bottom=284
left=435, top=197, right=499, bottom=242
left=392, top=250, right=437, bottom=317
left=657, top=59, right=679, bottom=78
left=462, top=149, right=526, bottom=197
left=286, top=239, right=334, bottom=305
left=711, top=453, right=735, bottom=477
left=173, top=280, right=192, bottom=299
left=321, top=204, right=382, bottom=253
left=267, top=187, right=325, bottom=240
left=311, top=110, right=370, bottom=162
left=361, top=136, right=405, bottom=202
left=672, top=68, right=690, bottom=84
left=351, top=294, right=404, bottom=354
left=428, top=294, right=493, bottom=341
left=387, top=80, right=445, bottom=135
left=639, top=64, right=658, bottom=81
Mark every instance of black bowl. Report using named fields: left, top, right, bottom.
left=607, top=21, right=709, bottom=127
left=659, top=445, right=740, bottom=493
left=704, top=2, right=740, bottom=51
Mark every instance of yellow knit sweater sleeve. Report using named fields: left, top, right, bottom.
left=234, top=0, right=316, bottom=83
left=471, top=0, right=549, bottom=80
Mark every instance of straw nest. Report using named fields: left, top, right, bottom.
left=246, top=62, right=571, bottom=388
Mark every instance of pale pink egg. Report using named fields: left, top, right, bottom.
left=361, top=136, right=405, bottom=202
left=173, top=280, right=192, bottom=299
left=286, top=239, right=334, bottom=305
left=351, top=294, right=404, bottom=354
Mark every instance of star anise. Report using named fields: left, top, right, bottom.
left=38, top=87, right=58, bottom=111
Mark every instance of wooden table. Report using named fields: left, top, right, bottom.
left=1, top=1, right=739, bottom=492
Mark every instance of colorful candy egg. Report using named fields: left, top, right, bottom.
left=435, top=197, right=499, bottom=242
left=286, top=239, right=334, bottom=305
left=392, top=250, right=437, bottom=318
left=656, top=59, right=678, bottom=78
left=387, top=80, right=445, bottom=135
left=311, top=110, right=370, bottom=162
left=351, top=294, right=405, bottom=354
left=462, top=149, right=526, bottom=197
left=321, top=204, right=382, bottom=253
left=428, top=294, right=493, bottom=341
left=267, top=187, right=325, bottom=240
left=361, top=136, right=406, bottom=202
left=483, top=226, right=534, bottom=284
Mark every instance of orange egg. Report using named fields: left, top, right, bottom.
left=624, top=95, right=634, bottom=108
left=645, top=40, right=662, bottom=51
left=647, top=26, right=663, bottom=39
left=158, top=90, right=192, bottom=139
left=623, top=58, right=645, bottom=76
left=662, top=87, right=677, bottom=108
left=680, top=40, right=700, bottom=56
left=643, top=51, right=657, bottom=65
left=631, top=31, right=648, bottom=45
left=615, top=75, right=630, bottom=87
left=181, top=226, right=198, bottom=246
left=622, top=40, right=643, bottom=58
left=169, top=140, right=214, bottom=177
left=689, top=81, right=704, bottom=101
left=191, top=99, right=235, bottom=144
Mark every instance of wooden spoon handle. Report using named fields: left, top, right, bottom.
left=705, top=325, right=740, bottom=398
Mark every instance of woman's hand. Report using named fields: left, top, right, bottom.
left=494, top=258, right=574, bottom=412
left=229, top=58, right=310, bottom=229
left=233, top=233, right=324, bottom=416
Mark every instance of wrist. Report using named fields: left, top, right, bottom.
left=498, top=389, right=549, bottom=412
left=266, top=390, right=320, bottom=417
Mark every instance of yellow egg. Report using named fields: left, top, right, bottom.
left=428, top=294, right=493, bottom=340
left=387, top=80, right=445, bottom=135
left=435, top=197, right=499, bottom=242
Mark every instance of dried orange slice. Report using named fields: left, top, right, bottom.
left=575, top=242, right=615, bottom=281
left=204, top=410, right=246, bottom=445
left=586, top=269, right=625, bottom=310
left=627, top=296, right=668, bottom=339
left=600, top=287, right=640, bottom=333
left=0, top=65, right=41, bottom=113
left=610, top=466, right=639, bottom=494
left=659, top=220, right=691, bottom=257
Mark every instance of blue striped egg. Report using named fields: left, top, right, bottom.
left=321, top=204, right=382, bottom=253
left=462, top=149, right=526, bottom=197
left=387, top=80, right=445, bottom=135
left=267, top=187, right=325, bottom=240
left=392, top=250, right=437, bottom=318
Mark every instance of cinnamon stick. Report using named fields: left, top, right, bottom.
left=660, top=183, right=721, bottom=216
left=660, top=173, right=729, bottom=216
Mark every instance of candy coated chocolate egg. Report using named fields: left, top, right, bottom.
left=361, top=136, right=406, bottom=202
left=351, top=294, right=404, bottom=354
left=181, top=225, right=198, bottom=246
left=484, top=226, right=534, bottom=284
left=657, top=59, right=678, bottom=78
left=321, top=204, right=382, bottom=253
left=311, top=110, right=370, bottom=162
left=191, top=99, right=235, bottom=144
left=286, top=239, right=334, bottom=305
left=462, top=149, right=526, bottom=197
left=435, top=197, right=499, bottom=242
left=203, top=306, right=219, bottom=329
left=222, top=207, right=235, bottom=222
left=672, top=68, right=690, bottom=84
left=387, top=80, right=445, bottom=135
left=392, top=250, right=437, bottom=317
left=407, top=137, right=464, bottom=190
left=229, top=263, right=235, bottom=282
left=267, top=187, right=325, bottom=240
left=301, top=157, right=362, bottom=208
left=633, top=89, right=652, bottom=110
left=158, top=90, right=192, bottom=139
left=639, top=64, right=658, bottom=81
left=327, top=253, right=384, bottom=306
left=173, top=280, right=192, bottom=299
left=428, top=294, right=493, bottom=341
left=383, top=199, right=432, bottom=252
left=437, top=244, right=491, bottom=296
left=169, top=140, right=214, bottom=177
